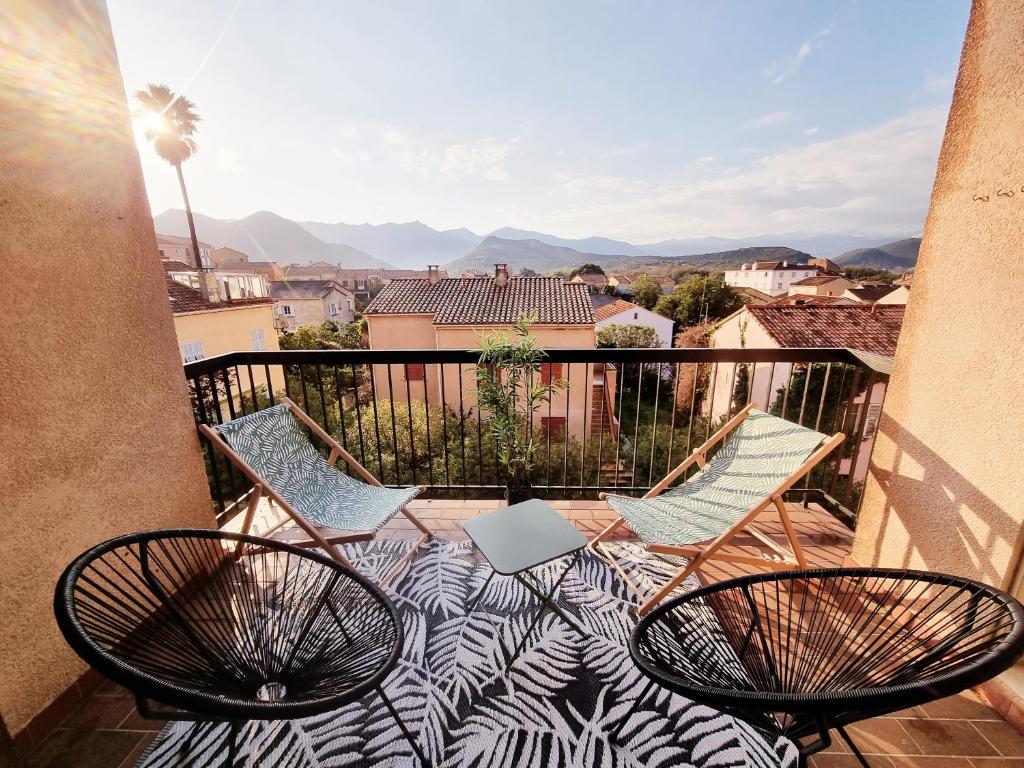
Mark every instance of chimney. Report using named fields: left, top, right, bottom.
left=741, top=263, right=749, bottom=271
left=782, top=260, right=788, bottom=268
left=200, top=269, right=221, bottom=303
left=427, top=265, right=440, bottom=285
left=494, top=263, right=509, bottom=287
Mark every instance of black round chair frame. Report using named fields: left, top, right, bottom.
left=613, top=567, right=1024, bottom=768
left=54, top=528, right=429, bottom=767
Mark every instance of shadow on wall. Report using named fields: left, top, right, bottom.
left=857, top=412, right=1021, bottom=589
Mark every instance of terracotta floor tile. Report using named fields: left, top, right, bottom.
left=116, top=734, right=158, bottom=768
left=844, top=719, right=920, bottom=755
left=922, top=693, right=1002, bottom=722
left=968, top=759, right=1024, bottom=767
left=889, top=756, right=974, bottom=767
left=972, top=721, right=1024, bottom=757
left=26, top=730, right=145, bottom=768
left=901, top=719, right=999, bottom=757
left=62, top=695, right=136, bottom=731
left=809, top=754, right=893, bottom=767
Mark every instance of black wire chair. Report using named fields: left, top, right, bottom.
left=613, top=568, right=1024, bottom=767
left=54, top=529, right=428, bottom=766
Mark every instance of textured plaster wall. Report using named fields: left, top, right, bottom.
left=0, top=0, right=215, bottom=734
left=851, top=0, right=1024, bottom=589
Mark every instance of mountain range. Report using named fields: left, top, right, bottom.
left=153, top=208, right=918, bottom=273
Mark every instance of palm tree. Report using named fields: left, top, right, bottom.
left=135, top=84, right=204, bottom=270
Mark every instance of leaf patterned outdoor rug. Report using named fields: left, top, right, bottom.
left=138, top=538, right=796, bottom=767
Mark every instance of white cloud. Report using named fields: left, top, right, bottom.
left=803, top=126, right=820, bottom=136
left=764, top=27, right=831, bottom=85
left=442, top=137, right=521, bottom=181
left=526, top=107, right=946, bottom=241
left=695, top=155, right=718, bottom=166
left=744, top=110, right=793, bottom=129
left=217, top=148, right=246, bottom=174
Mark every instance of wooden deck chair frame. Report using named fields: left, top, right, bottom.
left=199, top=397, right=431, bottom=586
left=592, top=403, right=845, bottom=615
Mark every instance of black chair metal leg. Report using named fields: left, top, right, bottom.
left=836, top=725, right=872, bottom=768
left=609, top=679, right=655, bottom=744
left=377, top=687, right=430, bottom=767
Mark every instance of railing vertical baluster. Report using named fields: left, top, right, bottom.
left=829, top=367, right=864, bottom=499
left=810, top=362, right=834, bottom=490
left=580, top=361, right=590, bottom=489
left=386, top=364, right=401, bottom=484
left=350, top=363, right=366, bottom=469
left=243, top=365, right=256, bottom=413
left=264, top=364, right=275, bottom=405
left=765, top=362, right=777, bottom=410
left=596, top=364, right=608, bottom=488
left=705, top=363, right=719, bottom=444
left=842, top=371, right=877, bottom=508
left=745, top=361, right=755, bottom=405
left=648, top=363, right=662, bottom=487
left=457, top=365, right=467, bottom=488
left=630, top=360, right=643, bottom=490
left=562, top=363, right=571, bottom=488
left=192, top=375, right=225, bottom=516
left=476, top=380, right=485, bottom=487
left=234, top=366, right=247, bottom=416
left=332, top=366, right=349, bottom=468
left=439, top=363, right=450, bottom=489
left=404, top=365, right=418, bottom=487
left=726, top=362, right=737, bottom=416
left=614, top=359, right=626, bottom=488
left=222, top=368, right=237, bottom=420
left=665, top=363, right=680, bottom=473
left=797, top=362, right=813, bottom=427
left=545, top=364, right=553, bottom=489
left=685, top=362, right=699, bottom=460
left=423, top=363, right=434, bottom=488
left=314, top=363, right=329, bottom=431
left=781, top=364, right=795, bottom=420
left=298, top=366, right=311, bottom=416
left=367, top=364, right=385, bottom=481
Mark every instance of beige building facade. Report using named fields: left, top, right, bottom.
left=270, top=280, right=356, bottom=330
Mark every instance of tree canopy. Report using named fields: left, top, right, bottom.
left=134, top=84, right=200, bottom=167
left=654, top=274, right=742, bottom=327
left=278, top=321, right=367, bottom=351
left=570, top=263, right=605, bottom=278
left=596, top=323, right=662, bottom=349
left=630, top=274, right=662, bottom=310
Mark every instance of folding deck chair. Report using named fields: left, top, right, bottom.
left=199, top=397, right=431, bottom=585
left=592, top=403, right=844, bottom=615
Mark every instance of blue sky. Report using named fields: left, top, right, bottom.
left=108, top=1, right=970, bottom=241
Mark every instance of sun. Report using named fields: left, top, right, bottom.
left=140, top=109, right=168, bottom=134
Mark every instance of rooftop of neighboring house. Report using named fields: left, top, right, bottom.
left=571, top=272, right=608, bottom=285
left=765, top=294, right=850, bottom=307
left=608, top=273, right=633, bottom=284
left=216, top=260, right=280, bottom=272
left=845, top=285, right=898, bottom=303
left=732, top=286, right=777, bottom=305
left=366, top=268, right=594, bottom=325
left=383, top=268, right=449, bottom=280
left=790, top=275, right=851, bottom=286
left=155, top=232, right=212, bottom=249
left=161, top=259, right=199, bottom=273
left=590, top=296, right=644, bottom=322
left=745, top=304, right=906, bottom=356
left=164, top=275, right=273, bottom=314
left=269, top=280, right=351, bottom=300
left=283, top=261, right=338, bottom=277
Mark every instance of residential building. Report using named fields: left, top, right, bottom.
left=807, top=257, right=844, bottom=275
left=162, top=259, right=271, bottom=302
left=709, top=304, right=905, bottom=484
left=724, top=261, right=820, bottom=296
left=656, top=276, right=676, bottom=295
left=592, top=295, right=674, bottom=348
left=606, top=273, right=633, bottom=295
left=269, top=279, right=356, bottom=330
left=365, top=264, right=601, bottom=439
left=211, top=246, right=285, bottom=281
left=165, top=274, right=285, bottom=394
left=765, top=294, right=853, bottom=306
left=843, top=285, right=898, bottom=304
left=156, top=232, right=213, bottom=269
left=875, top=285, right=910, bottom=305
left=786, top=275, right=855, bottom=298
left=282, top=261, right=339, bottom=280
left=569, top=272, right=609, bottom=292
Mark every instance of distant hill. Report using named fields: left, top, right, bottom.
left=447, top=236, right=622, bottom=273
left=300, top=220, right=480, bottom=269
left=639, top=233, right=910, bottom=260
left=834, top=238, right=921, bottom=271
left=488, top=227, right=644, bottom=257
left=153, top=210, right=389, bottom=268
left=640, top=245, right=811, bottom=267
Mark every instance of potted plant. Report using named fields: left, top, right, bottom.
left=475, top=313, right=567, bottom=505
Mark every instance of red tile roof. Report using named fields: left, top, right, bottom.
left=593, top=298, right=642, bottom=322
left=790, top=275, right=849, bottom=286
left=765, top=294, right=848, bottom=306
left=573, top=273, right=608, bottom=286
left=845, top=285, right=898, bottom=303
left=365, top=277, right=594, bottom=325
left=269, top=280, right=350, bottom=300
left=748, top=305, right=905, bottom=356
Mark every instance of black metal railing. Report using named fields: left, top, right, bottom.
left=184, top=348, right=889, bottom=528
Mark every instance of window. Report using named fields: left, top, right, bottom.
left=158, top=248, right=165, bottom=257
left=540, top=363, right=563, bottom=385
left=180, top=340, right=204, bottom=363
left=250, top=328, right=265, bottom=351
left=633, top=312, right=639, bottom=320
left=406, top=363, right=425, bottom=381
left=329, top=302, right=338, bottom=316
left=348, top=299, right=354, bottom=310
left=541, top=416, right=566, bottom=439
left=199, top=248, right=212, bottom=268
left=280, top=305, right=293, bottom=316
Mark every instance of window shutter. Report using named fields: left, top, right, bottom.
left=406, top=363, right=425, bottom=381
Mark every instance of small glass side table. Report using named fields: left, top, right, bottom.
left=463, top=499, right=588, bottom=670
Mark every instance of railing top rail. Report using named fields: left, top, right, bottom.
left=183, top=347, right=876, bottom=376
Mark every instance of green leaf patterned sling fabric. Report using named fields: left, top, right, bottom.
left=215, top=404, right=419, bottom=533
left=607, top=410, right=826, bottom=546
